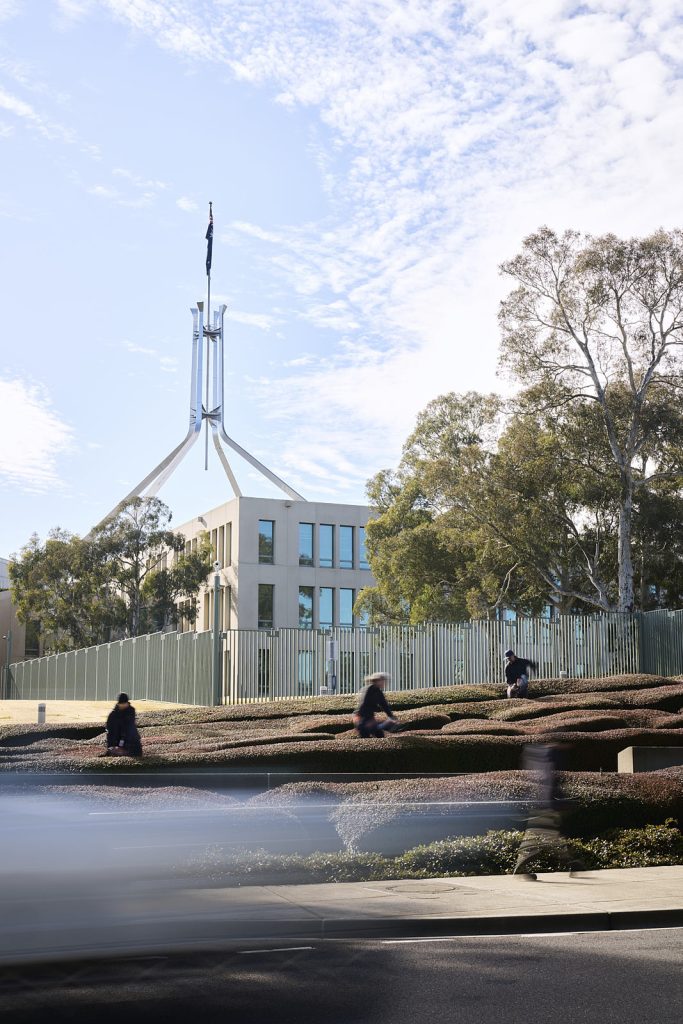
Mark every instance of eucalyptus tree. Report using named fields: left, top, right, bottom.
left=499, top=227, right=683, bottom=612
left=10, top=498, right=213, bottom=652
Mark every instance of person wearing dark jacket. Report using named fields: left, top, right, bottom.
left=105, top=693, right=142, bottom=756
left=353, top=673, right=399, bottom=737
left=504, top=649, right=537, bottom=698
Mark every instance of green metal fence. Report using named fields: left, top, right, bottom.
left=4, top=630, right=214, bottom=706
left=639, top=609, right=683, bottom=677
left=3, top=613, right=645, bottom=706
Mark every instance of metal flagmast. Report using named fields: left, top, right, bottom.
left=97, top=203, right=304, bottom=525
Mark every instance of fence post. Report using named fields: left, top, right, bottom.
left=212, top=567, right=222, bottom=705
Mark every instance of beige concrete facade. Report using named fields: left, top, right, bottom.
left=0, top=557, right=27, bottom=668
left=175, top=496, right=376, bottom=632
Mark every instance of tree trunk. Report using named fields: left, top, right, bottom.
left=618, top=472, right=635, bottom=613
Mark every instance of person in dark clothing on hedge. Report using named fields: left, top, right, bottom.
left=353, top=673, right=400, bottom=737
left=504, top=649, right=537, bottom=698
left=513, top=741, right=585, bottom=880
left=104, top=693, right=142, bottom=756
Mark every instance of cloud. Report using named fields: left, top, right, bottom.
left=89, top=183, right=120, bottom=200
left=0, top=377, right=74, bottom=492
left=113, top=167, right=168, bottom=190
left=0, top=86, right=74, bottom=142
left=0, top=1, right=20, bottom=22
left=67, top=2, right=683, bottom=496
left=226, top=309, right=276, bottom=331
left=122, top=339, right=178, bottom=373
left=88, top=170, right=165, bottom=207
left=176, top=196, right=198, bottom=212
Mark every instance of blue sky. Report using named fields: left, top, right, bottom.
left=2, top=1, right=683, bottom=556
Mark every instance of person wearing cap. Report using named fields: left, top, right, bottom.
left=104, top=693, right=142, bottom=756
left=353, top=673, right=400, bottom=737
left=504, top=649, right=537, bottom=698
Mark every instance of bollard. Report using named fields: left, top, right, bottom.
left=37, top=702, right=46, bottom=725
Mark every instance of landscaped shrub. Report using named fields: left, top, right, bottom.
left=170, top=821, right=683, bottom=886
left=518, top=710, right=673, bottom=733
left=441, top=720, right=526, bottom=736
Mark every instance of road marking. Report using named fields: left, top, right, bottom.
left=238, top=946, right=314, bottom=954
left=381, top=938, right=460, bottom=944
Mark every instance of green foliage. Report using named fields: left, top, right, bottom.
left=361, top=229, right=683, bottom=622
left=172, top=822, right=683, bottom=886
left=9, top=529, right=126, bottom=652
left=9, top=498, right=213, bottom=651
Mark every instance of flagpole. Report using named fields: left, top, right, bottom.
left=205, top=202, right=213, bottom=471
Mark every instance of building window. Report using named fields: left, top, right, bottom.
left=340, top=587, right=354, bottom=627
left=258, top=520, right=274, bottom=564
left=258, top=583, right=274, bottom=628
left=225, top=522, right=232, bottom=566
left=299, top=585, right=314, bottom=629
left=299, top=523, right=314, bottom=566
left=319, top=524, right=334, bottom=568
left=340, top=526, right=354, bottom=569
left=359, top=526, right=369, bottom=570
left=319, top=587, right=333, bottom=629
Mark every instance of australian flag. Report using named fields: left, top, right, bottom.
left=205, top=202, right=213, bottom=275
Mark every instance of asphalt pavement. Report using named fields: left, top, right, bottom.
left=1, top=927, right=680, bottom=1024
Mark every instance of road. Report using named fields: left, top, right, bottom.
left=1, top=928, right=680, bottom=1024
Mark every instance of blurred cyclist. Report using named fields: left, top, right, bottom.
left=353, top=672, right=400, bottom=737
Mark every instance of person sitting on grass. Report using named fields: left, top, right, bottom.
left=353, top=672, right=400, bottom=737
left=104, top=692, right=142, bottom=757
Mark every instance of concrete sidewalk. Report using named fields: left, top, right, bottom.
left=192, top=865, right=683, bottom=939
left=0, top=699, right=191, bottom=724
left=3, top=866, right=681, bottom=965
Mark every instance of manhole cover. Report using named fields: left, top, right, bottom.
left=365, top=882, right=473, bottom=896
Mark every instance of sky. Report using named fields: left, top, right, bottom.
left=2, top=1, right=683, bottom=556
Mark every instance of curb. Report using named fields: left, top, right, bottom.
left=318, top=906, right=683, bottom=938
left=2, top=907, right=681, bottom=967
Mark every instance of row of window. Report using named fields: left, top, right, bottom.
left=259, top=520, right=370, bottom=570
left=185, top=523, right=233, bottom=567
left=258, top=584, right=368, bottom=629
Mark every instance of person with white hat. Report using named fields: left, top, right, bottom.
left=353, top=673, right=400, bottom=737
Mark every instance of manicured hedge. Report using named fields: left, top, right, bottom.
left=170, top=821, right=683, bottom=886
left=250, top=769, right=683, bottom=845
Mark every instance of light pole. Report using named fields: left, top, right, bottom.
left=211, top=562, right=222, bottom=706
left=2, top=630, right=12, bottom=699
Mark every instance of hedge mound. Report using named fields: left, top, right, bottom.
left=1, top=673, right=681, bottom=776
left=249, top=769, right=683, bottom=847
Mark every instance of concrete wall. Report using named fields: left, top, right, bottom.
left=0, top=589, right=27, bottom=667
left=618, top=746, right=683, bottom=773
left=174, top=496, right=376, bottom=631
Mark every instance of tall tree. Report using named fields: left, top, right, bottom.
left=92, top=498, right=211, bottom=637
left=499, top=227, right=683, bottom=611
left=10, top=498, right=213, bottom=652
left=9, top=529, right=125, bottom=653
